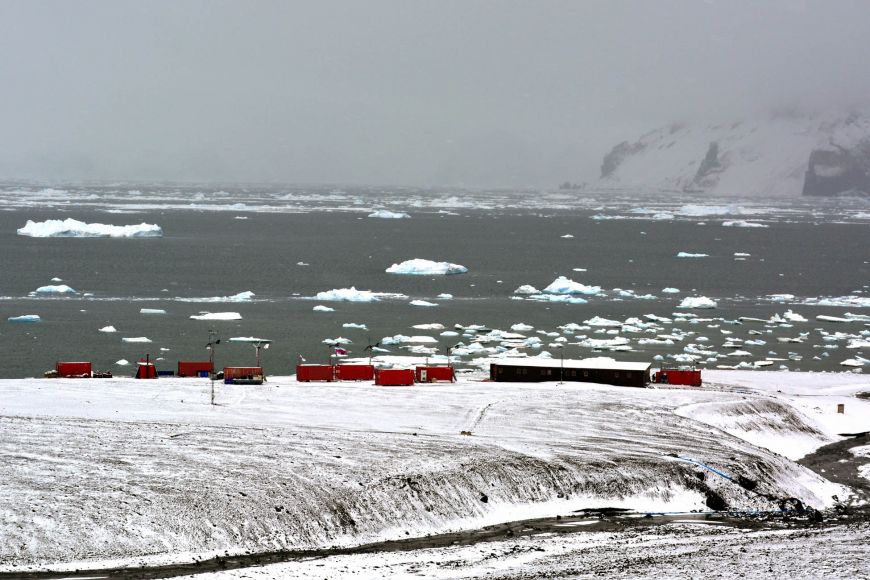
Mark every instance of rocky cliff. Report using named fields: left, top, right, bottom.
left=598, top=111, right=870, bottom=196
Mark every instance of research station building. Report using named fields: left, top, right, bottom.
left=490, top=358, right=651, bottom=388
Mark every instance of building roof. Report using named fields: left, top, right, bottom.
left=490, top=357, right=651, bottom=372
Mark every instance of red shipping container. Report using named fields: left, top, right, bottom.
left=375, top=368, right=415, bottom=386
left=654, top=369, right=701, bottom=387
left=336, top=364, right=374, bottom=381
left=56, top=361, right=92, bottom=378
left=224, top=366, right=263, bottom=379
left=177, top=361, right=214, bottom=377
left=296, top=364, right=335, bottom=382
left=415, top=366, right=454, bottom=383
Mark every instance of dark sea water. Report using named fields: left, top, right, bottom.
left=0, top=184, right=868, bottom=378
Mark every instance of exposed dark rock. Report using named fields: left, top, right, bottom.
left=601, top=140, right=646, bottom=178
left=802, top=143, right=870, bottom=196
left=691, top=142, right=723, bottom=188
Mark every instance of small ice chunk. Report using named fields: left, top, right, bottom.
left=8, top=314, right=41, bottom=323
left=313, top=305, right=335, bottom=312
left=511, top=323, right=534, bottom=332
left=542, top=276, right=601, bottom=295
left=410, top=300, right=439, bottom=307
left=722, top=220, right=768, bottom=228
left=677, top=296, right=718, bottom=309
left=33, top=284, right=76, bottom=294
left=314, top=287, right=407, bottom=302
left=342, top=323, right=368, bottom=330
left=676, top=252, right=708, bottom=258
left=140, top=308, right=167, bottom=315
left=662, top=287, right=680, bottom=293
left=386, top=259, right=468, bottom=275
left=514, top=285, right=540, bottom=295
left=115, top=359, right=130, bottom=366
left=51, top=277, right=63, bottom=282
left=561, top=234, right=574, bottom=238
left=413, top=323, right=444, bottom=330
left=99, top=326, right=117, bottom=333
left=189, top=312, right=242, bottom=321
left=437, top=293, right=453, bottom=299
left=122, top=337, right=151, bottom=343
left=368, top=210, right=410, bottom=219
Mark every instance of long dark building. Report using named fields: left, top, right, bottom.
left=490, top=358, right=651, bottom=388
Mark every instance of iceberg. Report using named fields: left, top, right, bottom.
left=189, top=312, right=242, bottom=321
left=175, top=291, right=254, bottom=303
left=722, top=220, right=768, bottom=228
left=386, top=259, right=468, bottom=275
left=8, top=314, right=41, bottom=323
left=676, top=252, right=708, bottom=258
left=17, top=218, right=162, bottom=238
left=33, top=284, right=76, bottom=294
left=542, top=276, right=601, bottom=295
left=678, top=296, right=718, bottom=309
left=368, top=210, right=410, bottom=219
left=314, top=287, right=408, bottom=302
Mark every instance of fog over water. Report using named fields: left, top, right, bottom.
left=2, top=0, right=870, bottom=187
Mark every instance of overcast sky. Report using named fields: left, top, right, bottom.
left=2, top=0, right=869, bottom=187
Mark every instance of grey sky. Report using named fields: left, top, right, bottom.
left=2, top=0, right=869, bottom=187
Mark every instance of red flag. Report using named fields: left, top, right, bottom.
left=334, top=347, right=347, bottom=355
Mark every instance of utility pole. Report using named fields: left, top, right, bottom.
left=207, top=329, right=220, bottom=405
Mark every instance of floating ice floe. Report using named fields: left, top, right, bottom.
left=386, top=259, right=468, bottom=275
left=323, top=337, right=352, bottom=344
left=841, top=356, right=868, bottom=367
left=140, top=308, right=166, bottom=315
left=51, top=277, right=62, bottom=282
left=342, top=323, right=368, bottom=330
left=584, top=316, right=622, bottom=328
left=122, top=337, right=151, bottom=343
left=514, top=285, right=540, bottom=295
left=410, top=300, right=439, bottom=307
left=115, top=359, right=129, bottom=366
left=767, top=294, right=795, bottom=302
left=33, top=284, right=76, bottom=294
left=662, top=287, right=680, bottom=294
left=511, top=323, right=534, bottom=332
left=189, top=312, right=242, bottom=321
left=560, top=234, right=574, bottom=238
left=313, top=287, right=408, bottom=302
left=368, top=210, right=410, bottom=219
left=413, top=323, right=444, bottom=330
left=175, top=291, right=254, bottom=303
left=381, top=335, right=438, bottom=344
left=816, top=315, right=852, bottom=323
left=313, top=305, right=335, bottom=312
left=99, top=326, right=117, bottom=333
left=734, top=252, right=752, bottom=257
left=228, top=336, right=271, bottom=343
left=676, top=204, right=744, bottom=217
left=806, top=296, right=870, bottom=308
left=542, top=276, right=601, bottom=295
left=676, top=252, right=709, bottom=258
left=8, top=314, right=40, bottom=323
left=722, top=220, right=768, bottom=228
left=678, top=296, right=718, bottom=309
left=437, top=293, right=453, bottom=300
left=526, top=294, right=589, bottom=304
left=17, top=218, right=162, bottom=238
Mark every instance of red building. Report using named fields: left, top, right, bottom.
left=375, top=368, right=415, bottom=386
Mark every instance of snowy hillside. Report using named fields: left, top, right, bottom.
left=597, top=111, right=870, bottom=196
left=0, top=370, right=867, bottom=572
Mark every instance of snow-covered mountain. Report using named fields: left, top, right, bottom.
left=597, top=111, right=870, bottom=197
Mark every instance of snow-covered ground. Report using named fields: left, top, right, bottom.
left=0, top=369, right=868, bottom=577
